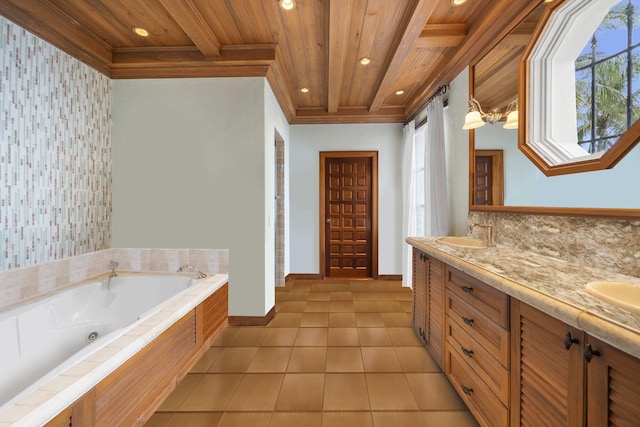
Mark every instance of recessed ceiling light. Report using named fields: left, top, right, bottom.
left=395, top=90, right=405, bottom=95
left=451, top=0, right=467, bottom=6
left=300, top=87, right=309, bottom=93
left=132, top=27, right=150, bottom=37
left=360, top=57, right=371, bottom=65
left=280, top=0, right=295, bottom=10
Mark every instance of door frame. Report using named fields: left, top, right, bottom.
left=319, top=151, right=378, bottom=279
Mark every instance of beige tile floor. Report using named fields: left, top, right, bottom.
left=146, top=280, right=479, bottom=427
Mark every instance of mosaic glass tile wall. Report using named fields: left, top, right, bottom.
left=0, top=17, right=112, bottom=271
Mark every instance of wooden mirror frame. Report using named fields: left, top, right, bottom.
left=519, top=0, right=640, bottom=177
left=469, top=0, right=640, bottom=221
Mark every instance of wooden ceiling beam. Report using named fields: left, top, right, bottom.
left=293, top=106, right=405, bottom=124
left=0, top=0, right=113, bottom=75
left=405, top=0, right=541, bottom=117
left=368, top=0, right=438, bottom=113
left=112, top=44, right=276, bottom=66
left=416, top=23, right=467, bottom=48
left=327, top=0, right=354, bottom=113
left=158, top=0, right=221, bottom=58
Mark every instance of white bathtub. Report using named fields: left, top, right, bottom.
left=0, top=273, right=228, bottom=425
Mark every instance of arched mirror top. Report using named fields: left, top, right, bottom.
left=521, top=0, right=640, bottom=176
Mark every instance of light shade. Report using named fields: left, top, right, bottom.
left=503, top=110, right=519, bottom=129
left=279, top=0, right=295, bottom=10
left=463, top=111, right=485, bottom=129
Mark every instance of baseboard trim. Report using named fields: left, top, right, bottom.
left=286, top=273, right=402, bottom=281
left=379, top=274, right=402, bottom=281
left=285, top=273, right=321, bottom=281
left=228, top=306, right=276, bottom=326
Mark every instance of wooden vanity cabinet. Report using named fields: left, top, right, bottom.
left=511, top=300, right=640, bottom=427
left=444, top=266, right=510, bottom=427
left=411, top=248, right=445, bottom=369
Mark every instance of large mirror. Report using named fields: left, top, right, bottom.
left=470, top=0, right=640, bottom=217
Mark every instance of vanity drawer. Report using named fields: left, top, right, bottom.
left=447, top=291, right=510, bottom=366
left=446, top=266, right=509, bottom=328
left=446, top=314, right=510, bottom=406
left=446, top=346, right=509, bottom=427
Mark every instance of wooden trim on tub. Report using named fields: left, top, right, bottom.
left=228, top=306, right=276, bottom=326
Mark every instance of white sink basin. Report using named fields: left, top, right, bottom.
left=436, top=236, right=488, bottom=249
left=584, top=281, right=640, bottom=315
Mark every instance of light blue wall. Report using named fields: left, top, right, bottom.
left=289, top=124, right=403, bottom=275
left=112, top=77, right=279, bottom=317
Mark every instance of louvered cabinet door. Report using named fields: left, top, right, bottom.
left=586, top=336, right=640, bottom=427
left=427, top=257, right=445, bottom=369
left=412, top=249, right=428, bottom=343
left=511, top=300, right=585, bottom=427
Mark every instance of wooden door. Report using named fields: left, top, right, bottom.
left=475, top=155, right=493, bottom=205
left=474, top=150, right=504, bottom=206
left=320, top=152, right=378, bottom=279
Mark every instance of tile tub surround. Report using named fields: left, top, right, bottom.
left=0, top=248, right=229, bottom=311
left=468, top=211, right=640, bottom=277
left=0, top=16, right=112, bottom=271
left=407, top=237, right=640, bottom=359
left=0, top=274, right=229, bottom=426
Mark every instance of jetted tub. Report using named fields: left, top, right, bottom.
left=0, top=272, right=229, bottom=426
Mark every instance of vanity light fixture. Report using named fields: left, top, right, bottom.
left=359, top=57, right=371, bottom=65
left=279, top=0, right=295, bottom=10
left=451, top=0, right=468, bottom=6
left=463, top=98, right=519, bottom=130
left=132, top=27, right=150, bottom=37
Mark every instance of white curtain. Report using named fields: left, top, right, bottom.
left=401, top=120, right=416, bottom=288
left=424, top=95, right=449, bottom=236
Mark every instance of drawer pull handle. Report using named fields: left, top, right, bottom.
left=461, top=316, right=474, bottom=327
left=563, top=331, right=579, bottom=350
left=584, top=344, right=600, bottom=363
left=461, top=286, right=474, bottom=293
left=461, top=385, right=474, bottom=396
left=461, top=347, right=474, bottom=358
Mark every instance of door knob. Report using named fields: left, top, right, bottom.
left=326, top=219, right=331, bottom=224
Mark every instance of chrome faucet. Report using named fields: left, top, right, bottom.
left=177, top=264, right=207, bottom=279
left=469, top=222, right=495, bottom=247
left=108, top=261, right=119, bottom=278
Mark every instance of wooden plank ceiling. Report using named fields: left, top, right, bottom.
left=0, top=0, right=549, bottom=124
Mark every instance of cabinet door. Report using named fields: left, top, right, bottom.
left=511, top=300, right=585, bottom=427
left=586, top=336, right=640, bottom=427
left=427, top=258, right=445, bottom=369
left=412, top=249, right=428, bottom=343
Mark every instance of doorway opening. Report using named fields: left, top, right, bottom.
left=275, top=133, right=285, bottom=287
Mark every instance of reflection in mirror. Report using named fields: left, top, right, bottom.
left=523, top=0, right=640, bottom=173
left=475, top=124, right=640, bottom=208
left=575, top=0, right=640, bottom=155
left=471, top=0, right=640, bottom=212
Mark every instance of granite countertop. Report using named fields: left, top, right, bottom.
left=407, top=237, right=640, bottom=359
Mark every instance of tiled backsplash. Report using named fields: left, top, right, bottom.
left=0, top=248, right=229, bottom=311
left=0, top=16, right=112, bottom=271
left=469, top=211, right=640, bottom=278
